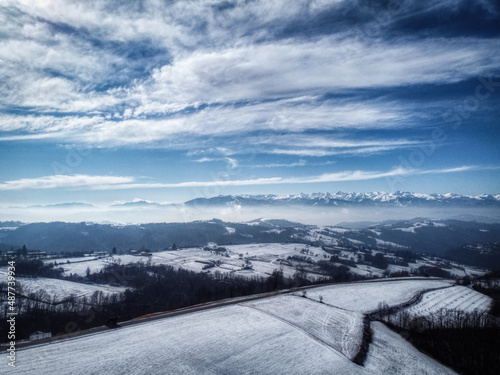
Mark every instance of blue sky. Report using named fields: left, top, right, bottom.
left=1, top=0, right=499, bottom=209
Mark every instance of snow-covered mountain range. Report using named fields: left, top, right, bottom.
left=185, top=192, right=500, bottom=207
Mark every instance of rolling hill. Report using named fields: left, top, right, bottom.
left=11, top=278, right=458, bottom=375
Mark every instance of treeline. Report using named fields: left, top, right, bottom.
left=380, top=308, right=500, bottom=375
left=382, top=265, right=453, bottom=279
left=329, top=255, right=357, bottom=267
left=444, top=243, right=500, bottom=269
left=363, top=253, right=388, bottom=269
left=472, top=276, right=500, bottom=317
left=384, top=308, right=497, bottom=331
left=13, top=258, right=64, bottom=278
left=317, top=261, right=359, bottom=281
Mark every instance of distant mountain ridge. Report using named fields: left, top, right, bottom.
left=16, top=192, right=500, bottom=210
left=1, top=218, right=500, bottom=270
left=185, top=192, right=500, bottom=207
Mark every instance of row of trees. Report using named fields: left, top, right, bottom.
left=383, top=308, right=497, bottom=331
left=12, top=258, right=64, bottom=278
left=376, top=305, right=500, bottom=375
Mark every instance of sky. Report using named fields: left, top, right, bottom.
left=0, top=0, right=500, bottom=215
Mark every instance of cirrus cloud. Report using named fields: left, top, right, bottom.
left=0, top=166, right=490, bottom=191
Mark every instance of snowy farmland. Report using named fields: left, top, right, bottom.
left=39, top=241, right=489, bottom=286
left=48, top=243, right=331, bottom=279
left=404, top=286, right=492, bottom=317
left=0, top=266, right=126, bottom=308
left=243, top=294, right=364, bottom=360
left=17, top=277, right=127, bottom=302
left=0, top=277, right=127, bottom=315
left=11, top=278, right=460, bottom=375
left=303, top=278, right=453, bottom=313
left=16, top=304, right=366, bottom=375
left=46, top=254, right=146, bottom=276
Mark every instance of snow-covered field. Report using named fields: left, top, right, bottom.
left=48, top=243, right=330, bottom=279
left=405, top=286, right=492, bottom=317
left=43, top=249, right=488, bottom=282
left=0, top=243, right=333, bottom=313
left=12, top=278, right=461, bottom=375
left=17, top=277, right=127, bottom=302
left=303, top=279, right=453, bottom=313
left=17, top=304, right=365, bottom=375
left=243, top=294, right=364, bottom=359
left=30, top=240, right=489, bottom=286
left=444, top=264, right=488, bottom=278
left=53, top=254, right=145, bottom=276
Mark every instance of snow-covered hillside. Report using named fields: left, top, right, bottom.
left=404, top=286, right=492, bottom=317
left=13, top=279, right=459, bottom=375
left=16, top=277, right=127, bottom=302
left=50, top=243, right=331, bottom=279
left=244, top=295, right=364, bottom=360
left=303, top=279, right=453, bottom=313
left=185, top=191, right=500, bottom=207
left=0, top=267, right=126, bottom=309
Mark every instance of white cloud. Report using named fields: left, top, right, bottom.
left=269, top=146, right=419, bottom=157
left=194, top=157, right=217, bottom=163
left=245, top=135, right=429, bottom=157
left=134, top=36, right=500, bottom=113
left=192, top=156, right=238, bottom=169
left=0, top=0, right=498, bottom=201
left=144, top=165, right=492, bottom=188
left=0, top=175, right=134, bottom=191
left=0, top=99, right=408, bottom=148
left=225, top=158, right=239, bottom=169
left=421, top=165, right=500, bottom=174
left=66, top=168, right=410, bottom=188
left=0, top=166, right=482, bottom=191
left=249, top=160, right=309, bottom=168
left=1, top=0, right=499, bottom=142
